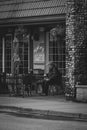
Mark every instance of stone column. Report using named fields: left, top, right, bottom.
left=66, top=0, right=87, bottom=96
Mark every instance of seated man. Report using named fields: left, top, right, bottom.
left=43, top=62, right=62, bottom=95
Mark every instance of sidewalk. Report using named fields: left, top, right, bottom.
left=0, top=95, right=87, bottom=121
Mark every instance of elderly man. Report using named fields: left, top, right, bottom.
left=43, top=62, right=62, bottom=95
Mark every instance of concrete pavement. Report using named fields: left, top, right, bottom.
left=0, top=95, right=87, bottom=121
left=1, top=113, right=87, bottom=130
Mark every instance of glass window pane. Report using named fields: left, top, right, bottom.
left=0, top=37, right=2, bottom=73
left=19, top=42, right=28, bottom=74
left=5, top=35, right=12, bottom=73
left=49, top=27, right=65, bottom=77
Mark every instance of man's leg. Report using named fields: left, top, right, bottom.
left=45, top=81, right=49, bottom=96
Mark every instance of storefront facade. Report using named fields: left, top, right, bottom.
left=0, top=0, right=87, bottom=100
left=0, top=0, right=66, bottom=78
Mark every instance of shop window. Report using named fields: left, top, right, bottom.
left=5, top=35, right=12, bottom=73
left=19, top=41, right=28, bottom=74
left=0, top=37, right=2, bottom=73
left=49, top=29, right=66, bottom=76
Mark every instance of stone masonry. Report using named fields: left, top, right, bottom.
left=66, top=0, right=87, bottom=94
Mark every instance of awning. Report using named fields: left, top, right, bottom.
left=0, top=0, right=66, bottom=25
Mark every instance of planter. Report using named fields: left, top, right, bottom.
left=65, top=86, right=76, bottom=101
left=76, top=85, right=87, bottom=102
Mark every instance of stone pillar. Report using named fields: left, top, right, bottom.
left=66, top=0, right=87, bottom=97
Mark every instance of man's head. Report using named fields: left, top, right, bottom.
left=49, top=62, right=55, bottom=70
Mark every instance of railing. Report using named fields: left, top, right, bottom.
left=6, top=69, right=44, bottom=96
left=6, top=74, right=23, bottom=96
left=6, top=70, right=65, bottom=97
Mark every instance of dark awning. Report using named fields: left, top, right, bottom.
left=0, top=0, right=66, bottom=26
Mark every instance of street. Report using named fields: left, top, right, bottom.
left=0, top=113, right=87, bottom=130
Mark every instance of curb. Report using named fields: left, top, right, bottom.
left=0, top=105, right=87, bottom=122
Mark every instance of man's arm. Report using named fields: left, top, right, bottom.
left=48, top=68, right=57, bottom=80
